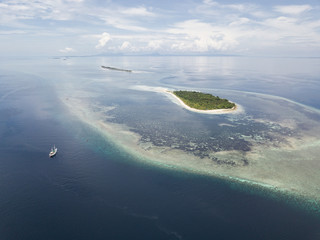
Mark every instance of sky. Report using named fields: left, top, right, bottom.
left=1, top=0, right=320, bottom=57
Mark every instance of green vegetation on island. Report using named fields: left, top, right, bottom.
left=172, top=90, right=236, bottom=110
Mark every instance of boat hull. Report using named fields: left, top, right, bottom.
left=49, top=147, right=57, bottom=157
left=49, top=152, right=57, bottom=157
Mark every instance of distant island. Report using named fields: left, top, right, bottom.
left=101, top=66, right=132, bottom=72
left=172, top=90, right=236, bottom=110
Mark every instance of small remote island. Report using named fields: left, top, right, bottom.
left=101, top=65, right=132, bottom=72
left=171, top=90, right=236, bottom=111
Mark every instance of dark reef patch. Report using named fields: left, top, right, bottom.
left=107, top=105, right=295, bottom=166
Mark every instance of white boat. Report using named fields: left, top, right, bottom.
left=49, top=145, right=57, bottom=157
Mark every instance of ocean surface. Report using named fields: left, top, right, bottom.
left=0, top=56, right=320, bottom=239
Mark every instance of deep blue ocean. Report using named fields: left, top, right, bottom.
left=0, top=56, right=320, bottom=240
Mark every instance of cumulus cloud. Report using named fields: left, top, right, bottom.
left=95, top=32, right=111, bottom=49
left=147, top=40, right=163, bottom=50
left=168, top=19, right=238, bottom=52
left=120, top=41, right=131, bottom=50
left=59, top=47, right=75, bottom=53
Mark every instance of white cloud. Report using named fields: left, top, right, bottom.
left=101, top=15, right=148, bottom=32
left=229, top=18, right=250, bottom=26
left=59, top=47, right=75, bottom=53
left=0, top=30, right=26, bottom=35
left=1, top=0, right=319, bottom=57
left=147, top=40, right=163, bottom=50
left=274, top=5, right=312, bottom=15
left=260, top=15, right=320, bottom=45
left=202, top=0, right=215, bottom=6
left=121, top=7, right=155, bottom=17
left=226, top=4, right=247, bottom=12
left=120, top=41, right=131, bottom=50
left=264, top=16, right=298, bottom=28
left=0, top=0, right=77, bottom=22
left=167, top=19, right=238, bottom=52
left=198, top=0, right=257, bottom=15
left=95, top=32, right=111, bottom=49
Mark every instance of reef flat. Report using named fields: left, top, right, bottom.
left=60, top=83, right=320, bottom=212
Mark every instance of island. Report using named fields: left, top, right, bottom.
left=172, top=91, right=236, bottom=111
left=130, top=86, right=239, bottom=114
left=101, top=65, right=132, bottom=72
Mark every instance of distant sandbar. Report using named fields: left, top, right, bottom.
left=101, top=65, right=132, bottom=72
